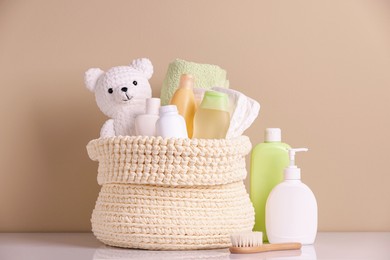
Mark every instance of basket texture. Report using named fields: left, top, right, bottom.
left=87, top=135, right=255, bottom=250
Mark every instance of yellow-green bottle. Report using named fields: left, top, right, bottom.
left=250, top=128, right=290, bottom=241
left=192, top=91, right=230, bottom=139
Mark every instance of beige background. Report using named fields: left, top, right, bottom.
left=1, top=0, right=389, bottom=232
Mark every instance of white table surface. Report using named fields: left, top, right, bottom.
left=0, top=232, right=389, bottom=260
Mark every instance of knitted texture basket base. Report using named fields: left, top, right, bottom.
left=87, top=136, right=255, bottom=250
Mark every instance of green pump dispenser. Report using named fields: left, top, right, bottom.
left=250, top=128, right=290, bottom=242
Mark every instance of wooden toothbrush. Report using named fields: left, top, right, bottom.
left=229, top=232, right=302, bottom=254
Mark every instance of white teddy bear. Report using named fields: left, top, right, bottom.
left=84, top=58, right=153, bottom=137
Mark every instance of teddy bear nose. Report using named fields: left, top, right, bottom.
left=121, top=87, right=128, bottom=92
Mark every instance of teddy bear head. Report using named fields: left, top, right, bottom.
left=84, top=58, right=153, bottom=118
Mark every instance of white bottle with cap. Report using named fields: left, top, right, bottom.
left=135, top=98, right=161, bottom=136
left=266, top=148, right=318, bottom=245
left=156, top=105, right=188, bottom=138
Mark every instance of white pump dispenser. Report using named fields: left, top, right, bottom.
left=284, top=148, right=308, bottom=180
left=265, top=147, right=318, bottom=245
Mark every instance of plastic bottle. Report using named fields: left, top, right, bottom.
left=250, top=128, right=290, bottom=241
left=135, top=98, right=160, bottom=136
left=156, top=105, right=188, bottom=138
left=266, top=148, right=318, bottom=245
left=192, top=91, right=230, bottom=139
left=170, top=74, right=196, bottom=138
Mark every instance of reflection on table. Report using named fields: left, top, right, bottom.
left=93, top=245, right=317, bottom=260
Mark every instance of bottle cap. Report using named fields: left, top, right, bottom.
left=179, top=74, right=194, bottom=89
left=146, top=98, right=161, bottom=115
left=284, top=148, right=308, bottom=180
left=193, top=88, right=205, bottom=103
left=265, top=128, right=281, bottom=142
left=199, top=91, right=229, bottom=112
left=159, top=105, right=178, bottom=115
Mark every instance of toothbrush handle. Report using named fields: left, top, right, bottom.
left=262, top=242, right=302, bottom=252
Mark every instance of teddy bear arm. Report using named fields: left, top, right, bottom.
left=100, top=119, right=115, bottom=138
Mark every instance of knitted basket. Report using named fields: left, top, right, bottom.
left=86, top=135, right=254, bottom=250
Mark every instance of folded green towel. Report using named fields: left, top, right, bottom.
left=160, top=59, right=229, bottom=105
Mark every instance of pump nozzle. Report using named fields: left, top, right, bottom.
left=284, top=148, right=308, bottom=180
left=288, top=148, right=308, bottom=167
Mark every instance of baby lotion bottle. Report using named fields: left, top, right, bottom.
left=192, top=91, right=230, bottom=139
left=266, top=148, right=318, bottom=245
left=135, top=98, right=160, bottom=136
left=250, top=128, right=290, bottom=241
left=156, top=105, right=188, bottom=138
left=170, top=74, right=196, bottom=138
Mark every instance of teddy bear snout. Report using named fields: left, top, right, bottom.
left=121, top=87, right=128, bottom=92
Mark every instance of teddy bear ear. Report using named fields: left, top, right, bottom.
left=130, top=58, right=153, bottom=80
left=84, top=68, right=104, bottom=92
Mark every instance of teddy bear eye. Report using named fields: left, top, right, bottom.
left=133, top=81, right=138, bottom=86
left=108, top=88, right=113, bottom=94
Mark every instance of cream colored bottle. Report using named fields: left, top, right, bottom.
left=170, top=74, right=196, bottom=138
left=192, top=91, right=230, bottom=139
left=134, top=98, right=160, bottom=136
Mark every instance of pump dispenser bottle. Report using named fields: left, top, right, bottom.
left=266, top=148, right=318, bottom=245
left=250, top=128, right=290, bottom=241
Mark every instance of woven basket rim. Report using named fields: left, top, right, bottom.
left=86, top=135, right=252, bottom=186
left=87, top=135, right=251, bottom=160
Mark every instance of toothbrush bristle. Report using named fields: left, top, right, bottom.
left=230, top=231, right=263, bottom=247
